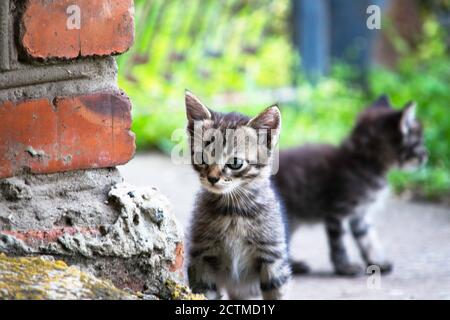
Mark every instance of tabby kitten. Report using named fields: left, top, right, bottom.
left=275, top=96, right=427, bottom=276
left=185, top=91, right=290, bottom=300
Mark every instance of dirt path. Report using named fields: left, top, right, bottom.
left=119, top=152, right=450, bottom=299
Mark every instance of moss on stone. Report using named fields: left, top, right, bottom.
left=164, top=279, right=205, bottom=300
left=0, top=253, right=137, bottom=300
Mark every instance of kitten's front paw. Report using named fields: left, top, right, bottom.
left=367, top=261, right=393, bottom=274
left=290, top=260, right=311, bottom=274
left=334, top=263, right=363, bottom=277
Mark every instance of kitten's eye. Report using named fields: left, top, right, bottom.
left=227, top=158, right=244, bottom=170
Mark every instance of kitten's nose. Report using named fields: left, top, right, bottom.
left=207, top=176, right=220, bottom=185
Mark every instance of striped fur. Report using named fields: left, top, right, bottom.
left=275, top=96, right=427, bottom=276
left=185, top=91, right=290, bottom=299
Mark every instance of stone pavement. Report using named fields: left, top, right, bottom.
left=119, top=152, right=450, bottom=299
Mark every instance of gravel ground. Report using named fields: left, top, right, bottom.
left=119, top=152, right=450, bottom=300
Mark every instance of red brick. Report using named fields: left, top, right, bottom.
left=1, top=227, right=100, bottom=246
left=169, top=242, right=185, bottom=273
left=0, top=92, right=135, bottom=178
left=21, top=0, right=134, bottom=59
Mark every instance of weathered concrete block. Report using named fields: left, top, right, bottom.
left=0, top=57, right=119, bottom=102
left=0, top=91, right=135, bottom=179
left=20, top=0, right=134, bottom=60
left=0, top=169, right=185, bottom=299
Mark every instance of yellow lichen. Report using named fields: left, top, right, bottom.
left=164, top=279, right=206, bottom=300
left=0, top=254, right=137, bottom=300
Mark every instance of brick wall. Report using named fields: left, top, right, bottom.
left=0, top=1, right=187, bottom=297
left=0, top=0, right=136, bottom=178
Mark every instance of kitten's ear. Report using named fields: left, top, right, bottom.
left=400, top=101, right=417, bottom=134
left=248, top=105, right=281, bottom=131
left=370, top=95, right=392, bottom=109
left=185, top=90, right=212, bottom=122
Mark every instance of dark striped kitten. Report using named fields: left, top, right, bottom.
left=185, top=91, right=290, bottom=300
left=275, top=96, right=427, bottom=276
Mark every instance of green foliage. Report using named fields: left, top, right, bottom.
left=118, top=0, right=293, bottom=151
left=279, top=79, right=365, bottom=148
left=371, top=18, right=450, bottom=200
left=389, top=168, right=450, bottom=201
left=118, top=4, right=450, bottom=200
